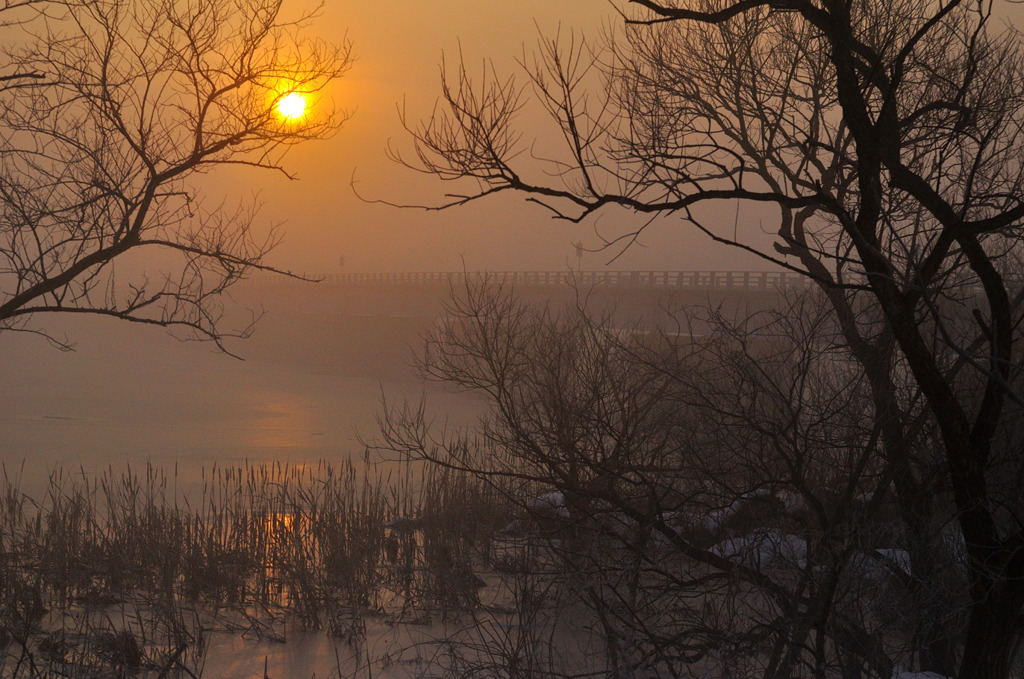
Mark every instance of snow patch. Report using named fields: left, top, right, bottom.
left=527, top=492, right=570, bottom=519
left=846, top=549, right=912, bottom=580
left=892, top=668, right=951, bottom=679
left=709, top=528, right=808, bottom=570
left=783, top=493, right=809, bottom=515
left=699, top=489, right=773, bottom=531
left=874, top=548, right=911, bottom=576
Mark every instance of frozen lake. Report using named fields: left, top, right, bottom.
left=0, top=289, right=504, bottom=678
left=0, top=292, right=483, bottom=497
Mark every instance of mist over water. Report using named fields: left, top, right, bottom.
left=0, top=279, right=788, bottom=678
left=0, top=282, right=483, bottom=497
left=0, top=278, right=785, bottom=500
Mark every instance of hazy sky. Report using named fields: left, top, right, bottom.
left=241, top=1, right=773, bottom=275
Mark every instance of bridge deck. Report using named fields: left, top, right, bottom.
left=250, top=270, right=817, bottom=292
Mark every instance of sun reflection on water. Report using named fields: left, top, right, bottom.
left=242, top=390, right=322, bottom=452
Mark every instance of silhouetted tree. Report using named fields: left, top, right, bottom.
left=0, top=0, right=350, bottom=350
left=0, top=1, right=47, bottom=88
left=378, top=281, right=965, bottom=679
left=396, top=2, right=1024, bottom=676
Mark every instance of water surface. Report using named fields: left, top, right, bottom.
left=0, top=301, right=482, bottom=497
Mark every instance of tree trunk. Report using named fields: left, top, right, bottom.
left=920, top=627, right=958, bottom=678
left=958, top=576, right=1024, bottom=679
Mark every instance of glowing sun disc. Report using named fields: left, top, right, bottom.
left=276, top=92, right=307, bottom=121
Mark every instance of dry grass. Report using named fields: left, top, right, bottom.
left=0, top=458, right=512, bottom=678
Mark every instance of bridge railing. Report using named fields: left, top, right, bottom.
left=248, top=270, right=819, bottom=292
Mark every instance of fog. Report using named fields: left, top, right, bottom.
left=0, top=0, right=781, bottom=493
left=0, top=0, right=780, bottom=496
left=216, top=0, right=776, bottom=276
left=8, top=0, right=1017, bottom=676
left=0, top=283, right=484, bottom=497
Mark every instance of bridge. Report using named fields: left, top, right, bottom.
left=243, top=270, right=819, bottom=327
left=250, top=270, right=815, bottom=292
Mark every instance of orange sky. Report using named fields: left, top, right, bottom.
left=239, top=1, right=777, bottom=275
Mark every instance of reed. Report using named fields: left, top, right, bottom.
left=0, top=457, right=511, bottom=678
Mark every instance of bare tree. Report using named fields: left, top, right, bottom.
left=394, top=2, right=1024, bottom=676
left=377, top=281, right=961, bottom=679
left=0, top=1, right=49, bottom=89
left=0, top=0, right=351, bottom=350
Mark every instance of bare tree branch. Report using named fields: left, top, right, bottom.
left=0, top=0, right=352, bottom=347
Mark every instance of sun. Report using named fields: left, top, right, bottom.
left=276, top=92, right=307, bottom=121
